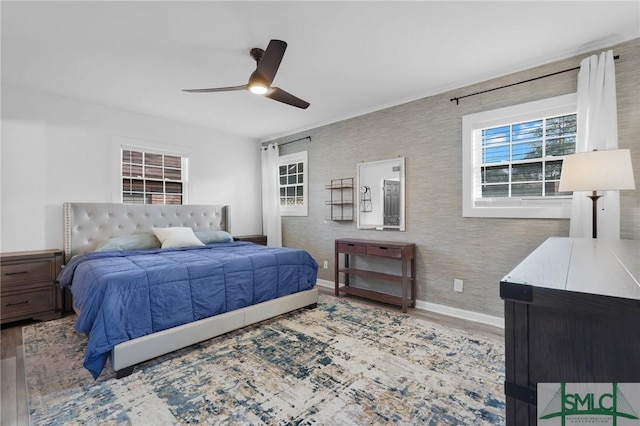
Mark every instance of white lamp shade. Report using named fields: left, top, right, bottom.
left=559, top=149, right=636, bottom=192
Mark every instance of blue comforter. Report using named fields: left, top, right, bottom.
left=58, top=241, right=318, bottom=378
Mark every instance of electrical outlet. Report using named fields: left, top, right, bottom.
left=323, top=260, right=329, bottom=269
left=454, top=279, right=464, bottom=293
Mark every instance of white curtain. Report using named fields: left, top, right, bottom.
left=569, top=50, right=620, bottom=239
left=261, top=143, right=282, bottom=247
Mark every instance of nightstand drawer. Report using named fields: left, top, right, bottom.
left=1, top=287, right=56, bottom=320
left=1, top=260, right=53, bottom=284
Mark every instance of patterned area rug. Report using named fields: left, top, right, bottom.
left=24, top=294, right=505, bottom=425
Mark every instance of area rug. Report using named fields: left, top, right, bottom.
left=23, top=294, right=505, bottom=425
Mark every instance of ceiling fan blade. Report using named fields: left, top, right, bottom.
left=265, top=87, right=310, bottom=109
left=256, top=40, right=287, bottom=85
left=182, top=85, right=248, bottom=93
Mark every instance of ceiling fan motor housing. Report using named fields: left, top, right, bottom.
left=250, top=48, right=265, bottom=62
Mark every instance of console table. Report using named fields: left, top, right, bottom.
left=334, top=238, right=415, bottom=312
left=500, top=237, right=640, bottom=425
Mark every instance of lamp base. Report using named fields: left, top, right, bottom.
left=587, top=191, right=602, bottom=239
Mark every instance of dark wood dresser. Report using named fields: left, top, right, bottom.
left=334, top=238, right=415, bottom=312
left=1, top=249, right=64, bottom=324
left=500, top=237, right=640, bottom=425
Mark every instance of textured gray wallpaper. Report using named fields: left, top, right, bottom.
left=276, top=39, right=640, bottom=318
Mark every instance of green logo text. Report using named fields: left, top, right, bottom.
left=540, top=383, right=639, bottom=425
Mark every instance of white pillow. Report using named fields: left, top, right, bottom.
left=152, top=227, right=205, bottom=249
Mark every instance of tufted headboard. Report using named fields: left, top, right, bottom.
left=63, top=202, right=228, bottom=261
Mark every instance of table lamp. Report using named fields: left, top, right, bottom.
left=559, top=148, right=635, bottom=238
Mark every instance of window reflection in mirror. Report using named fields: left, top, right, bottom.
left=356, top=157, right=405, bottom=231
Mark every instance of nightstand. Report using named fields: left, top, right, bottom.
left=0, top=249, right=63, bottom=325
left=233, top=235, right=267, bottom=246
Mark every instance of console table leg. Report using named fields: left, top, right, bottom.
left=344, top=254, right=350, bottom=287
left=411, top=258, right=416, bottom=307
left=334, top=246, right=339, bottom=296
left=401, top=259, right=408, bottom=313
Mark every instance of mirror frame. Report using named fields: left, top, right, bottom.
left=356, top=157, right=405, bottom=231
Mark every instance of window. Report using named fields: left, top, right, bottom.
left=121, top=148, right=188, bottom=204
left=278, top=151, right=308, bottom=216
left=462, top=93, right=577, bottom=218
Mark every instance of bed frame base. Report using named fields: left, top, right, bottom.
left=115, top=366, right=135, bottom=379
left=111, top=287, right=319, bottom=378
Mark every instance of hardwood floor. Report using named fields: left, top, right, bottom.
left=1, top=320, right=34, bottom=426
left=0, top=288, right=504, bottom=425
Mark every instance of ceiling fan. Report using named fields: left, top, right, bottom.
left=183, top=39, right=310, bottom=109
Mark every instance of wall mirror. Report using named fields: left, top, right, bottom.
left=356, top=157, right=405, bottom=231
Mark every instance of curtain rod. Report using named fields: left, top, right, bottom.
left=262, top=136, right=311, bottom=148
left=450, top=55, right=620, bottom=105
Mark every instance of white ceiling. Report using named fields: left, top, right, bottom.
left=2, top=1, right=639, bottom=141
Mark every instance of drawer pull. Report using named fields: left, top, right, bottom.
left=347, top=244, right=355, bottom=246
left=6, top=300, right=29, bottom=306
left=377, top=246, right=388, bottom=250
left=4, top=271, right=28, bottom=276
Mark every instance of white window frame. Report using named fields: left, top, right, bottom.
left=114, top=137, right=189, bottom=205
left=278, top=151, right=308, bottom=217
left=462, top=93, right=577, bottom=219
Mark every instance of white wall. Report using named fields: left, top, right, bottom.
left=1, top=84, right=263, bottom=253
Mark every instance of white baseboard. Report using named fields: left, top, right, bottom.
left=315, top=279, right=334, bottom=289
left=414, top=300, right=504, bottom=329
left=316, top=279, right=504, bottom=329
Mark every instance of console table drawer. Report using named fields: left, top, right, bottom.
left=337, top=242, right=367, bottom=254
left=1, top=260, right=53, bottom=284
left=366, top=245, right=402, bottom=258
left=1, top=287, right=56, bottom=320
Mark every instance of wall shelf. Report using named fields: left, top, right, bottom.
left=325, top=178, right=353, bottom=221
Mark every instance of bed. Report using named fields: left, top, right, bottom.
left=59, top=202, right=319, bottom=379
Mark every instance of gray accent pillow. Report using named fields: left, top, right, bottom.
left=93, top=234, right=161, bottom=252
left=195, top=230, right=234, bottom=244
